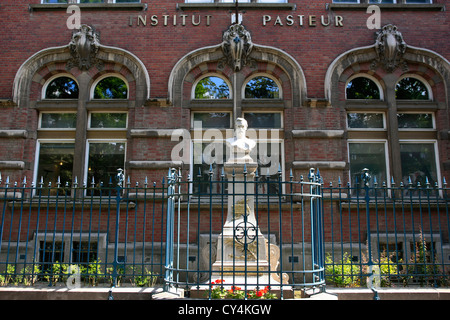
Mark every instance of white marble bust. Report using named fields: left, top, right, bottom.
left=226, top=117, right=256, bottom=163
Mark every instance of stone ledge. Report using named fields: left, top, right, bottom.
left=127, top=160, right=183, bottom=169
left=0, top=130, right=27, bottom=138
left=326, top=288, right=450, bottom=300
left=329, top=3, right=445, bottom=11
left=0, top=161, right=26, bottom=170
left=0, top=286, right=161, bottom=300
left=292, top=161, right=346, bottom=170
left=177, top=3, right=296, bottom=10
left=29, top=3, right=146, bottom=11
left=292, top=130, right=344, bottom=139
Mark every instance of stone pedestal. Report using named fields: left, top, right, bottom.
left=211, top=160, right=272, bottom=284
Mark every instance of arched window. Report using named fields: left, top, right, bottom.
left=346, top=76, right=381, bottom=99
left=45, top=76, right=79, bottom=99
left=244, top=76, right=280, bottom=99
left=194, top=76, right=230, bottom=99
left=395, top=76, right=430, bottom=100
left=93, top=76, right=128, bottom=99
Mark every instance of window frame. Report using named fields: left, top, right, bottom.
left=397, top=111, right=435, bottom=131
left=42, top=74, right=79, bottom=100
left=38, top=111, right=78, bottom=131
left=242, top=73, right=283, bottom=100
left=41, top=0, right=142, bottom=3
left=191, top=74, right=232, bottom=100
left=345, top=74, right=384, bottom=100
left=189, top=138, right=286, bottom=195
left=90, top=74, right=129, bottom=100
left=346, top=111, right=386, bottom=131
left=347, top=139, right=391, bottom=188
left=84, top=139, right=127, bottom=189
left=34, top=139, right=76, bottom=189
left=398, top=139, right=441, bottom=188
left=191, top=111, right=233, bottom=129
left=242, top=110, right=284, bottom=129
left=395, top=74, right=433, bottom=101
left=88, top=111, right=128, bottom=130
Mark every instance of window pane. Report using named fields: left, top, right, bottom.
left=346, top=77, right=380, bottom=99
left=193, top=112, right=231, bottom=128
left=369, top=0, right=394, bottom=2
left=193, top=141, right=227, bottom=194
left=40, top=113, right=77, bottom=129
left=194, top=76, right=230, bottom=99
left=258, top=0, right=287, bottom=3
left=80, top=0, right=104, bottom=3
left=39, top=241, right=64, bottom=273
left=245, top=76, right=280, bottom=99
left=397, top=113, right=433, bottom=129
left=90, top=113, right=127, bottom=128
left=43, top=0, right=68, bottom=3
left=115, top=0, right=140, bottom=2
left=37, top=143, right=74, bottom=187
left=332, top=0, right=359, bottom=3
left=405, top=0, right=431, bottom=3
left=396, top=77, right=429, bottom=100
left=45, top=77, right=79, bottom=99
left=94, top=77, right=128, bottom=99
left=192, top=141, right=283, bottom=195
left=245, top=112, right=282, bottom=128
left=349, top=143, right=387, bottom=189
left=347, top=113, right=384, bottom=129
left=72, top=242, right=97, bottom=265
left=400, top=143, right=437, bottom=188
left=87, top=142, right=126, bottom=191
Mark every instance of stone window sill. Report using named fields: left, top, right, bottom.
left=177, top=3, right=296, bottom=10
left=328, top=3, right=445, bottom=11
left=29, top=3, right=146, bottom=12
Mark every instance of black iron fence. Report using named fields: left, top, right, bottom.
left=0, top=168, right=449, bottom=299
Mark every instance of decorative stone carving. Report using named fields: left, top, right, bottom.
left=67, top=24, right=103, bottom=71
left=221, top=24, right=253, bottom=71
left=372, top=24, right=407, bottom=73
left=265, top=240, right=289, bottom=284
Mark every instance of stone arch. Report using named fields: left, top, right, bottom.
left=12, top=31, right=150, bottom=106
left=325, top=40, right=450, bottom=107
left=168, top=42, right=307, bottom=108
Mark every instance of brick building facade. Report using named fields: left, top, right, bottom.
left=0, top=0, right=449, bottom=287
left=0, top=0, right=448, bottom=189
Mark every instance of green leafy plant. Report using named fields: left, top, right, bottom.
left=86, top=260, right=104, bottom=286
left=325, top=253, right=363, bottom=287
left=132, top=267, right=157, bottom=287
left=2, top=264, right=40, bottom=286
left=400, top=232, right=448, bottom=287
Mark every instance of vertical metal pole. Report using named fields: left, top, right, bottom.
left=164, top=168, right=176, bottom=292
left=362, top=168, right=379, bottom=300
left=112, top=168, right=124, bottom=293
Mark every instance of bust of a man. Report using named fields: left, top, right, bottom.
left=226, top=117, right=256, bottom=163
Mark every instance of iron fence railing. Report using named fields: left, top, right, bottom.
left=323, top=170, right=450, bottom=294
left=0, top=168, right=449, bottom=299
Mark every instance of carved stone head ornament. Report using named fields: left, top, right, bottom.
left=221, top=24, right=253, bottom=71
left=372, top=24, right=407, bottom=73
left=67, top=24, right=103, bottom=71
